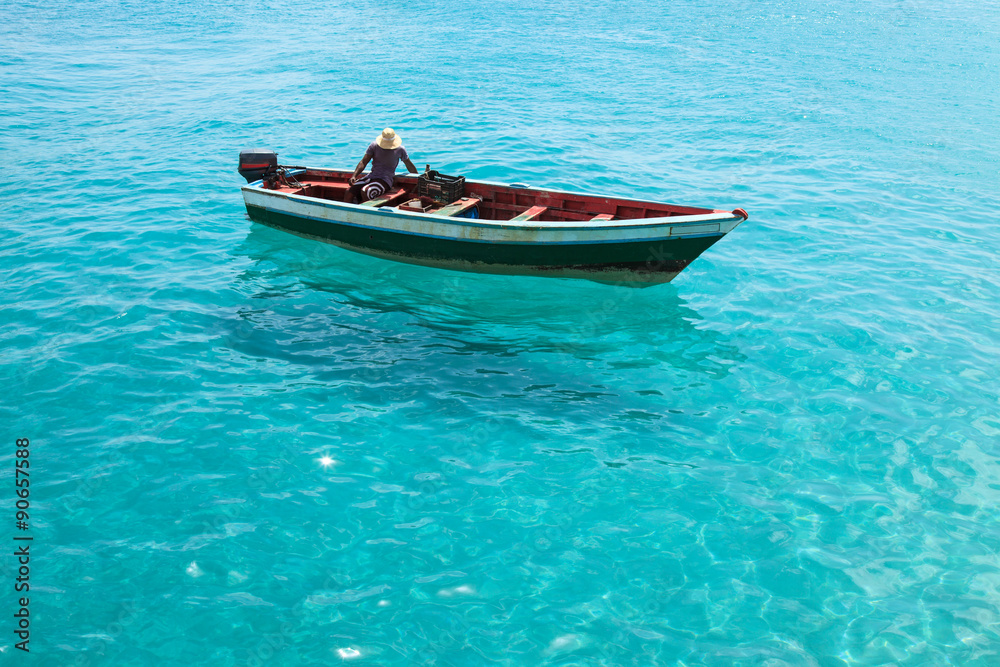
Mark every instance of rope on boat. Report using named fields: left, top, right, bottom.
left=278, top=169, right=303, bottom=188
left=264, top=165, right=305, bottom=189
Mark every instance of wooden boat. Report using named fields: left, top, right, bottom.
left=238, top=151, right=748, bottom=286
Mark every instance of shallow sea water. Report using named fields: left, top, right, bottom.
left=3, top=0, right=1000, bottom=664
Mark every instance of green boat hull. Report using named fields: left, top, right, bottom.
left=245, top=203, right=723, bottom=284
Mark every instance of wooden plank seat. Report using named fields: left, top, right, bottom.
left=361, top=188, right=409, bottom=208
left=432, top=197, right=482, bottom=217
left=510, top=206, right=548, bottom=222
left=590, top=213, right=615, bottom=221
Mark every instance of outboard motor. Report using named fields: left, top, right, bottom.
left=238, top=150, right=278, bottom=183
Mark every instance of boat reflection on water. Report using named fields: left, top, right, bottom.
left=231, top=224, right=746, bottom=381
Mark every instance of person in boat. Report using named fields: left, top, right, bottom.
left=345, top=128, right=419, bottom=203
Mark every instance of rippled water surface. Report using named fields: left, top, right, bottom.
left=4, top=0, right=1000, bottom=664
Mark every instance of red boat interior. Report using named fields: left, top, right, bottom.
left=262, top=169, right=728, bottom=222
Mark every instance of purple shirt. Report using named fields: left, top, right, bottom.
left=364, top=142, right=409, bottom=184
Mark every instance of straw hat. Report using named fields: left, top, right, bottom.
left=375, top=128, right=402, bottom=150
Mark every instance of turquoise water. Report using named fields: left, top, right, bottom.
left=3, top=0, right=1000, bottom=663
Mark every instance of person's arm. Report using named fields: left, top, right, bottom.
left=402, top=157, right=418, bottom=174
left=349, top=155, right=371, bottom=184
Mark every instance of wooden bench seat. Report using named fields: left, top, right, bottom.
left=510, top=206, right=548, bottom=222
left=361, top=188, right=409, bottom=208
left=432, top=197, right=482, bottom=217
left=590, top=213, right=615, bottom=221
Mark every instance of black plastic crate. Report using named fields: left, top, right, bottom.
left=417, top=170, right=465, bottom=203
